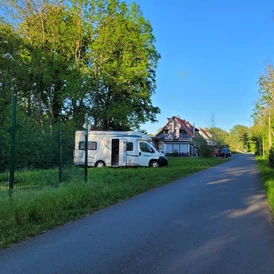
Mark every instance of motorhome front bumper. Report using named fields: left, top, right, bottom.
left=159, top=156, right=168, bottom=166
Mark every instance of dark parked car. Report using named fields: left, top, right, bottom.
left=220, top=148, right=231, bottom=157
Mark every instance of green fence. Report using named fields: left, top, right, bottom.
left=0, top=124, right=86, bottom=198
left=0, top=96, right=88, bottom=198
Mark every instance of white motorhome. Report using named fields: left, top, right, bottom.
left=74, top=131, right=168, bottom=168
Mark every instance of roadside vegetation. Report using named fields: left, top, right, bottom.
left=256, top=157, right=274, bottom=214
left=0, top=157, right=228, bottom=250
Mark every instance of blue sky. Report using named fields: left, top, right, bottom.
left=127, top=0, right=274, bottom=134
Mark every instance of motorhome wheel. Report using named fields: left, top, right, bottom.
left=95, top=161, right=106, bottom=168
left=150, top=160, right=159, bottom=168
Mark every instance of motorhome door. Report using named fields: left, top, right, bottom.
left=119, top=139, right=127, bottom=166
left=111, top=139, right=126, bottom=166
left=111, top=139, right=119, bottom=166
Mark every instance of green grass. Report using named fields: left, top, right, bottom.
left=256, top=157, right=274, bottom=214
left=0, top=166, right=85, bottom=194
left=0, top=157, right=228, bottom=250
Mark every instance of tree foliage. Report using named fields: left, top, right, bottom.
left=251, top=65, right=274, bottom=157
left=207, top=127, right=229, bottom=148
left=1, top=0, right=160, bottom=129
left=228, top=125, right=250, bottom=152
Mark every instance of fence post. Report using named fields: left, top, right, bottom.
left=9, top=94, right=17, bottom=197
left=58, top=122, right=62, bottom=185
left=84, top=113, right=88, bottom=183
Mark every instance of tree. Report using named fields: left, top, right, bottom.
left=251, top=65, right=274, bottom=157
left=249, top=122, right=266, bottom=156
left=228, top=125, right=250, bottom=152
left=84, top=0, right=160, bottom=130
left=207, top=127, right=229, bottom=148
left=0, top=19, right=30, bottom=169
left=2, top=0, right=160, bottom=131
left=206, top=112, right=217, bottom=129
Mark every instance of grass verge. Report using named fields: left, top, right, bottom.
left=256, top=157, right=274, bottom=214
left=0, top=157, right=228, bottom=250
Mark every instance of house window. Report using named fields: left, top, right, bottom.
left=79, top=141, right=97, bottom=150
left=164, top=129, right=168, bottom=134
left=126, top=142, right=133, bottom=151
left=180, top=128, right=186, bottom=134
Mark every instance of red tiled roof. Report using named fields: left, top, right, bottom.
left=174, top=117, right=195, bottom=137
left=155, top=116, right=196, bottom=137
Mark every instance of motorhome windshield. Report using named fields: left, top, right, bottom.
left=148, top=143, right=156, bottom=151
left=140, top=142, right=155, bottom=153
left=149, top=142, right=160, bottom=152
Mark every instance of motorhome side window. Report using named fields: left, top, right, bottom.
left=79, top=141, right=97, bottom=150
left=126, top=142, right=133, bottom=151
left=140, top=142, right=154, bottom=153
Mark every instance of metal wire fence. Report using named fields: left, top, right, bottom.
left=0, top=121, right=86, bottom=198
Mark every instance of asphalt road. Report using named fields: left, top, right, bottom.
left=1, top=154, right=274, bottom=274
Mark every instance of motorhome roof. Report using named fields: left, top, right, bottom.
left=75, top=131, right=151, bottom=140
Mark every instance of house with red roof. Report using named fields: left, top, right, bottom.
left=152, top=116, right=204, bottom=156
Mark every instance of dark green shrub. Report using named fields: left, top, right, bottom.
left=268, top=147, right=274, bottom=168
left=171, top=150, right=179, bottom=157
left=199, top=144, right=213, bottom=158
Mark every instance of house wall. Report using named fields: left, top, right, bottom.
left=157, top=141, right=164, bottom=152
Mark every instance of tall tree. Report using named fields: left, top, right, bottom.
left=207, top=127, right=229, bottom=148
left=228, top=125, right=250, bottom=152
left=3, top=0, right=161, bottom=130
left=249, top=122, right=266, bottom=156
left=84, top=0, right=160, bottom=130
left=251, top=65, right=274, bottom=155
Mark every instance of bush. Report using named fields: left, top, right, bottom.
left=199, top=144, right=213, bottom=158
left=171, top=150, right=179, bottom=156
left=268, top=147, right=274, bottom=168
